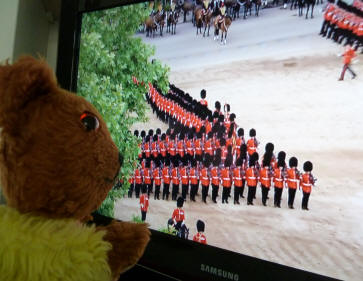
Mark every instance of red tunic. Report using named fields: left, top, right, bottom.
left=140, top=194, right=149, bottom=212
left=172, top=208, right=185, bottom=223
left=193, top=233, right=207, bottom=244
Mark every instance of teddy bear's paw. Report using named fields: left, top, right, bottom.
left=98, top=220, right=150, bottom=278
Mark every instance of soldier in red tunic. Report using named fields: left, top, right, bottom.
left=233, top=157, right=244, bottom=204
left=193, top=220, right=207, bottom=245
left=246, top=152, right=259, bottom=205
left=211, top=155, right=221, bottom=203
left=273, top=152, right=286, bottom=208
left=200, top=157, right=211, bottom=203
left=260, top=153, right=273, bottom=206
left=139, top=186, right=149, bottom=222
left=286, top=157, right=300, bottom=209
left=189, top=158, right=200, bottom=202
left=162, top=158, right=171, bottom=200
left=153, top=160, right=162, bottom=200
left=247, top=129, right=259, bottom=157
left=180, top=158, right=190, bottom=200
left=172, top=197, right=186, bottom=234
left=300, top=161, right=316, bottom=210
left=221, top=156, right=233, bottom=204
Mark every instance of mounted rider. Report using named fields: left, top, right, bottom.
left=202, top=0, right=212, bottom=21
left=218, top=2, right=226, bottom=29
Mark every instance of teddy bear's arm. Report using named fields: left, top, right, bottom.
left=97, top=220, right=150, bottom=280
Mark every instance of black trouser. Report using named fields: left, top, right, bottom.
left=340, top=64, right=356, bottom=80
left=190, top=184, right=198, bottom=201
left=274, top=187, right=283, bottom=207
left=327, top=25, right=336, bottom=39
left=182, top=184, right=189, bottom=200
left=128, top=183, right=134, bottom=198
left=288, top=188, right=297, bottom=207
left=202, top=185, right=209, bottom=202
left=146, top=184, right=152, bottom=197
left=261, top=185, right=270, bottom=206
left=172, top=183, right=179, bottom=200
left=154, top=185, right=161, bottom=200
left=141, top=210, right=147, bottom=221
left=320, top=20, right=329, bottom=36
left=247, top=185, right=256, bottom=204
left=135, top=183, right=142, bottom=198
left=234, top=186, right=242, bottom=203
left=222, top=187, right=230, bottom=203
left=163, top=183, right=170, bottom=200
left=302, top=192, right=311, bottom=209
left=212, top=184, right=219, bottom=202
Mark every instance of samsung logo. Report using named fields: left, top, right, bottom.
left=200, top=264, right=239, bottom=280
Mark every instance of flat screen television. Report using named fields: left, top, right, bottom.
left=57, top=0, right=362, bottom=280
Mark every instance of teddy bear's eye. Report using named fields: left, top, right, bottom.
left=80, top=112, right=99, bottom=131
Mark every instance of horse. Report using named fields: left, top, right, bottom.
left=243, top=0, right=252, bottom=19
left=195, top=7, right=203, bottom=35
left=214, top=15, right=232, bottom=44
left=253, top=0, right=261, bottom=16
left=202, top=10, right=214, bottom=37
left=155, top=11, right=166, bottom=36
left=298, top=0, right=304, bottom=17
left=179, top=0, right=195, bottom=23
left=167, top=10, right=180, bottom=35
left=304, top=0, right=315, bottom=19
left=145, top=15, right=157, bottom=37
left=232, top=1, right=241, bottom=20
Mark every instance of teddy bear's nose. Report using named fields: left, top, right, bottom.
left=119, top=152, right=123, bottom=166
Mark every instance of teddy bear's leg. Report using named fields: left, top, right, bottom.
left=97, top=220, right=150, bottom=280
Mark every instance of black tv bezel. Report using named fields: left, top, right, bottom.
left=56, top=1, right=340, bottom=280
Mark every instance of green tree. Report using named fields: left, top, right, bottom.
left=78, top=4, right=169, bottom=217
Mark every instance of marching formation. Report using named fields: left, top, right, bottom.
left=129, top=78, right=317, bottom=219
left=320, top=0, right=363, bottom=53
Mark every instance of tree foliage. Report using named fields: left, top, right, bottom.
left=78, top=4, right=169, bottom=217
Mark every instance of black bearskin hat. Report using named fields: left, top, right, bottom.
left=236, top=157, right=242, bottom=167
left=145, top=135, right=150, bottom=142
left=213, top=111, right=219, bottom=119
left=201, top=89, right=206, bottom=99
left=240, top=144, right=247, bottom=159
left=215, top=101, right=221, bottom=111
left=134, top=130, right=139, bottom=137
left=213, top=155, right=221, bottom=166
left=177, top=196, right=184, bottom=207
left=229, top=113, right=236, bottom=121
left=156, top=128, right=161, bottom=135
left=141, top=130, right=146, bottom=138
left=196, top=220, right=205, bottom=232
left=265, top=143, right=274, bottom=153
left=224, top=103, right=230, bottom=112
left=208, top=115, right=213, bottom=122
left=249, top=152, right=259, bottom=167
left=165, top=158, right=170, bottom=166
left=220, top=138, right=226, bottom=146
left=262, top=152, right=272, bottom=167
left=179, top=132, right=185, bottom=140
left=303, top=161, right=313, bottom=172
left=207, top=131, right=213, bottom=139
left=277, top=151, right=286, bottom=161
left=249, top=128, right=256, bottom=137
left=148, top=129, right=154, bottom=137
left=238, top=128, right=244, bottom=137
left=191, top=158, right=197, bottom=167
left=153, top=134, right=158, bottom=142
left=161, top=133, right=166, bottom=140
left=225, top=155, right=233, bottom=167
left=289, top=157, right=298, bottom=168
left=218, top=115, right=224, bottom=123
left=204, top=157, right=211, bottom=168
left=277, top=158, right=285, bottom=168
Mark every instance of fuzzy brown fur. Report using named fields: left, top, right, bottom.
left=0, top=56, right=150, bottom=278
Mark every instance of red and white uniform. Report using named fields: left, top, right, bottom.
left=246, top=167, right=259, bottom=187
left=172, top=208, right=185, bottom=224
left=286, top=168, right=300, bottom=189
left=273, top=167, right=285, bottom=189
left=193, top=233, right=207, bottom=244
left=140, top=194, right=149, bottom=212
left=300, top=173, right=314, bottom=193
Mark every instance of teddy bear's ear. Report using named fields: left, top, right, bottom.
left=0, top=56, right=57, bottom=130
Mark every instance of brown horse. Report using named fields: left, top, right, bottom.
left=214, top=15, right=232, bottom=44
left=155, top=11, right=166, bottom=36
left=180, top=0, right=195, bottom=23
left=167, top=10, right=180, bottom=35
left=145, top=16, right=157, bottom=37
left=194, top=7, right=203, bottom=35
left=202, top=10, right=213, bottom=37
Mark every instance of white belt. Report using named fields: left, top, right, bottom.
left=275, top=178, right=283, bottom=181
left=223, top=178, right=231, bottom=181
left=261, top=177, right=270, bottom=181
left=182, top=176, right=188, bottom=178
left=248, top=177, right=256, bottom=179
left=302, top=183, right=312, bottom=186
left=202, top=177, right=209, bottom=180
left=235, top=177, right=242, bottom=180
left=288, top=179, right=299, bottom=182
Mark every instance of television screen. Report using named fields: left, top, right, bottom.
left=77, top=1, right=363, bottom=280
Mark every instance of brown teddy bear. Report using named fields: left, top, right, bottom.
left=0, top=56, right=150, bottom=281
